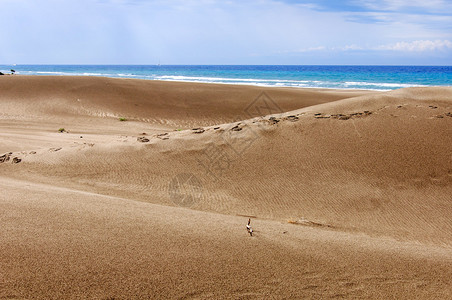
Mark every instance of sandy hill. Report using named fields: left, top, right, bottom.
left=1, top=76, right=451, bottom=299
left=0, top=75, right=368, bottom=128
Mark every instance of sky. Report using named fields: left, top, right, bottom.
left=0, top=0, right=451, bottom=65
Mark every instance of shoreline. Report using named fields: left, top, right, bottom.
left=2, top=74, right=386, bottom=92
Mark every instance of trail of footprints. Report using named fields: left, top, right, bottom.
left=314, top=110, right=372, bottom=120
left=136, top=113, right=303, bottom=143
left=314, top=104, right=452, bottom=120
left=2, top=104, right=450, bottom=163
left=0, top=143, right=88, bottom=165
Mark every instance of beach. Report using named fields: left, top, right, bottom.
left=1, top=75, right=452, bottom=299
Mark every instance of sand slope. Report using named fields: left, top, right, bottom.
left=1, top=76, right=451, bottom=299
left=0, top=76, right=369, bottom=127
left=1, top=177, right=452, bottom=299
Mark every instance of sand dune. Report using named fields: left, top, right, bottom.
left=1, top=76, right=451, bottom=298
left=0, top=75, right=372, bottom=153
left=0, top=75, right=369, bottom=127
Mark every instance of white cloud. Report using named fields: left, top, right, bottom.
left=353, top=0, right=452, bottom=12
left=337, top=44, right=365, bottom=51
left=281, top=40, right=452, bottom=55
left=377, top=40, right=452, bottom=51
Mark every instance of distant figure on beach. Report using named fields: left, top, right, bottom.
left=246, top=218, right=253, bottom=236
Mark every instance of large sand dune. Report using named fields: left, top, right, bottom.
left=1, top=76, right=451, bottom=299
left=0, top=76, right=367, bottom=128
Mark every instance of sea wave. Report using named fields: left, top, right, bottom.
left=155, top=75, right=311, bottom=83
left=151, top=76, right=396, bottom=90
left=34, top=71, right=116, bottom=77
left=344, top=81, right=426, bottom=88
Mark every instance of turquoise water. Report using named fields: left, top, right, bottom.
left=1, top=65, right=451, bottom=91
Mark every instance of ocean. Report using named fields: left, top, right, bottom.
left=1, top=65, right=451, bottom=91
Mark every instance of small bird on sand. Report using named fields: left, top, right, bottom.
left=246, top=218, right=253, bottom=236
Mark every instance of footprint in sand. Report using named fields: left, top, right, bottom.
left=137, top=137, right=150, bottom=143
left=0, top=152, right=12, bottom=163
left=314, top=113, right=330, bottom=119
left=157, top=133, right=169, bottom=140
left=231, top=125, right=242, bottom=131
left=285, top=115, right=299, bottom=122
left=192, top=128, right=205, bottom=134
left=268, top=117, right=280, bottom=124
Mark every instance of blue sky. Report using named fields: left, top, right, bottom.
left=0, top=0, right=451, bottom=65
